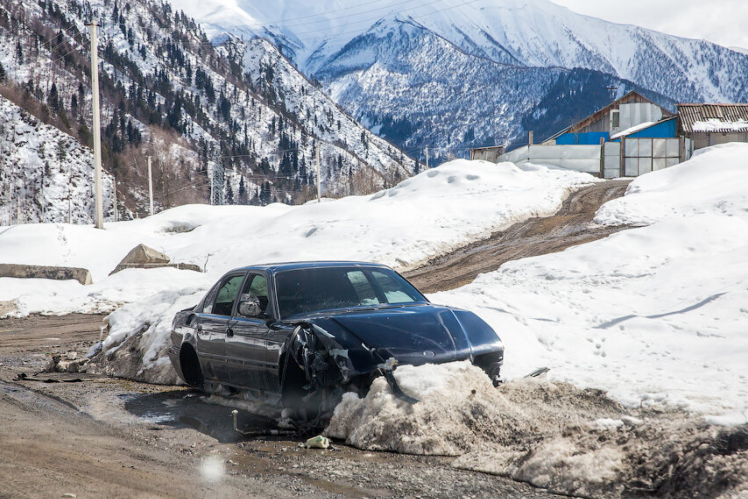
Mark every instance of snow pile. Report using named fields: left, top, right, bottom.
left=327, top=361, right=748, bottom=498
left=87, top=286, right=206, bottom=384
left=595, top=143, right=748, bottom=226
left=0, top=160, right=593, bottom=317
left=436, top=143, right=748, bottom=422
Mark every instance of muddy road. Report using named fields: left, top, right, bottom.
left=0, top=314, right=565, bottom=499
left=406, top=179, right=631, bottom=293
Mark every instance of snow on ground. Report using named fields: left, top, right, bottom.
left=3, top=144, right=748, bottom=418
left=0, top=160, right=593, bottom=375
left=432, top=143, right=748, bottom=420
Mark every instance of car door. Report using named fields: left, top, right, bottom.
left=194, top=272, right=246, bottom=383
left=225, top=272, right=272, bottom=390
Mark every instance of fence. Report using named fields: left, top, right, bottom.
left=498, top=145, right=602, bottom=174
left=498, top=137, right=693, bottom=178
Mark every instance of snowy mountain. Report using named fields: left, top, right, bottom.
left=0, top=0, right=415, bottom=224
left=179, top=0, right=748, bottom=161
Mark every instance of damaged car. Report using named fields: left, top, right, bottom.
left=168, top=262, right=503, bottom=414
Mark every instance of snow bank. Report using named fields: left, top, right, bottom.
left=327, top=361, right=748, bottom=499
left=596, top=143, right=748, bottom=226
left=323, top=144, right=748, bottom=496
left=436, top=144, right=748, bottom=421
left=0, top=160, right=593, bottom=318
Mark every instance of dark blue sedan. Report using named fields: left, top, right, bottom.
left=168, top=262, right=503, bottom=413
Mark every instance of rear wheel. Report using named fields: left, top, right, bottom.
left=179, top=344, right=204, bottom=388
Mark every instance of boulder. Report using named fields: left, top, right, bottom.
left=118, top=244, right=171, bottom=266
left=110, top=244, right=201, bottom=275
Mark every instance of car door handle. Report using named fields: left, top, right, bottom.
left=196, top=325, right=204, bottom=334
left=226, top=328, right=234, bottom=338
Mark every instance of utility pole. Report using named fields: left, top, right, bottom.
left=7, top=183, right=11, bottom=226
left=88, top=19, right=104, bottom=229
left=210, top=168, right=214, bottom=205
left=316, top=143, right=321, bottom=203
left=147, top=156, right=154, bottom=216
left=41, top=169, right=45, bottom=223
left=606, top=86, right=618, bottom=104
left=425, top=146, right=429, bottom=170
left=113, top=175, right=118, bottom=222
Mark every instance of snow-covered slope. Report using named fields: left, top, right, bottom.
left=0, top=0, right=415, bottom=223
left=437, top=143, right=748, bottom=421
left=180, top=0, right=748, bottom=158
left=0, top=94, right=114, bottom=224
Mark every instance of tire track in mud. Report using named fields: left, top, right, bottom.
left=405, top=179, right=632, bottom=293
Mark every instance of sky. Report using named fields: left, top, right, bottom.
left=550, top=0, right=748, bottom=50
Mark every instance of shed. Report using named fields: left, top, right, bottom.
left=678, top=103, right=748, bottom=150
left=544, top=91, right=674, bottom=145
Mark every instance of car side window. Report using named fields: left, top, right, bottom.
left=212, top=274, right=245, bottom=316
left=201, top=284, right=220, bottom=314
left=243, top=274, right=269, bottom=314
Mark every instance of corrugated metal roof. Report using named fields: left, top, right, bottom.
left=678, top=103, right=748, bottom=133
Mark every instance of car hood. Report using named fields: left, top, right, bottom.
left=306, top=305, right=477, bottom=369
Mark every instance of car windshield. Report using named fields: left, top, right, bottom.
left=275, top=267, right=427, bottom=318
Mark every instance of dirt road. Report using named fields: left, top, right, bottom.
left=0, top=314, right=564, bottom=499
left=406, top=179, right=631, bottom=293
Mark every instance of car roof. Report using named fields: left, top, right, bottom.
left=233, top=261, right=392, bottom=274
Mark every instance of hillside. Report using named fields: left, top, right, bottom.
left=0, top=93, right=115, bottom=224
left=0, top=0, right=415, bottom=223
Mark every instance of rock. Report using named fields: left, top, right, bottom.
left=118, top=244, right=171, bottom=266
left=109, top=244, right=202, bottom=275
left=0, top=264, right=92, bottom=285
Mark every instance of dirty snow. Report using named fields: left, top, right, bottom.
left=327, top=361, right=748, bottom=498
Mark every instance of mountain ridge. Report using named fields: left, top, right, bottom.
left=180, top=0, right=748, bottom=161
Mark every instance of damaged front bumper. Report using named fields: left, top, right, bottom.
left=284, top=322, right=502, bottom=408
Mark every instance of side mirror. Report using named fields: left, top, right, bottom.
left=238, top=294, right=262, bottom=317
